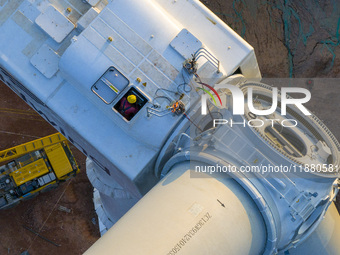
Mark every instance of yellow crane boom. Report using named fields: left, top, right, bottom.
left=0, top=133, right=67, bottom=163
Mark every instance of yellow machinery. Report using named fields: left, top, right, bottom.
left=0, top=133, right=79, bottom=209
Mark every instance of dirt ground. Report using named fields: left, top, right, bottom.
left=0, top=85, right=100, bottom=254
left=204, top=0, right=340, bottom=212
left=0, top=0, right=339, bottom=254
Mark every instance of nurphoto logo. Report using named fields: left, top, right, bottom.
left=200, top=84, right=311, bottom=128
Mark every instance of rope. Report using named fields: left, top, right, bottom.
left=26, top=179, right=73, bottom=251
left=0, top=130, right=40, bottom=139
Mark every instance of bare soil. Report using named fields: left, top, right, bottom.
left=204, top=0, right=340, bottom=212
left=0, top=84, right=100, bottom=255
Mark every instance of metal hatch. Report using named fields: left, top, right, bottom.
left=91, top=67, right=130, bottom=104
left=113, top=87, right=148, bottom=121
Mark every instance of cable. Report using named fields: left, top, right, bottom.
left=152, top=70, right=193, bottom=109
left=0, top=130, right=41, bottom=139
left=153, top=95, right=172, bottom=105
left=183, top=112, right=203, bottom=133
left=155, top=88, right=179, bottom=97
left=152, top=68, right=195, bottom=110
left=193, top=73, right=216, bottom=122
left=194, top=73, right=222, bottom=105
left=26, top=179, right=73, bottom=252
left=177, top=71, right=193, bottom=94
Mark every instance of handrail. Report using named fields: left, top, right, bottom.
left=0, top=133, right=67, bottom=163
left=194, top=48, right=221, bottom=73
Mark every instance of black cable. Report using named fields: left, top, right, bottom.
left=194, top=73, right=215, bottom=121
left=177, top=71, right=192, bottom=94
left=184, top=112, right=203, bottom=133
left=155, top=88, right=179, bottom=97
left=153, top=95, right=172, bottom=106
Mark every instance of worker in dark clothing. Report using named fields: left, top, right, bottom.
left=118, top=94, right=139, bottom=120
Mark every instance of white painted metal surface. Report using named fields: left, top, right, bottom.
left=30, top=44, right=60, bottom=78
left=35, top=5, right=74, bottom=43
left=87, top=0, right=101, bottom=7
left=77, top=7, right=99, bottom=32
left=284, top=203, right=340, bottom=255
left=0, top=0, right=338, bottom=254
left=0, top=0, right=262, bottom=239
left=85, top=162, right=267, bottom=255
left=170, top=29, right=203, bottom=59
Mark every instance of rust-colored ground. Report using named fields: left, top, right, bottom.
left=0, top=84, right=99, bottom=255
left=0, top=1, right=339, bottom=254
left=204, top=0, right=340, bottom=212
